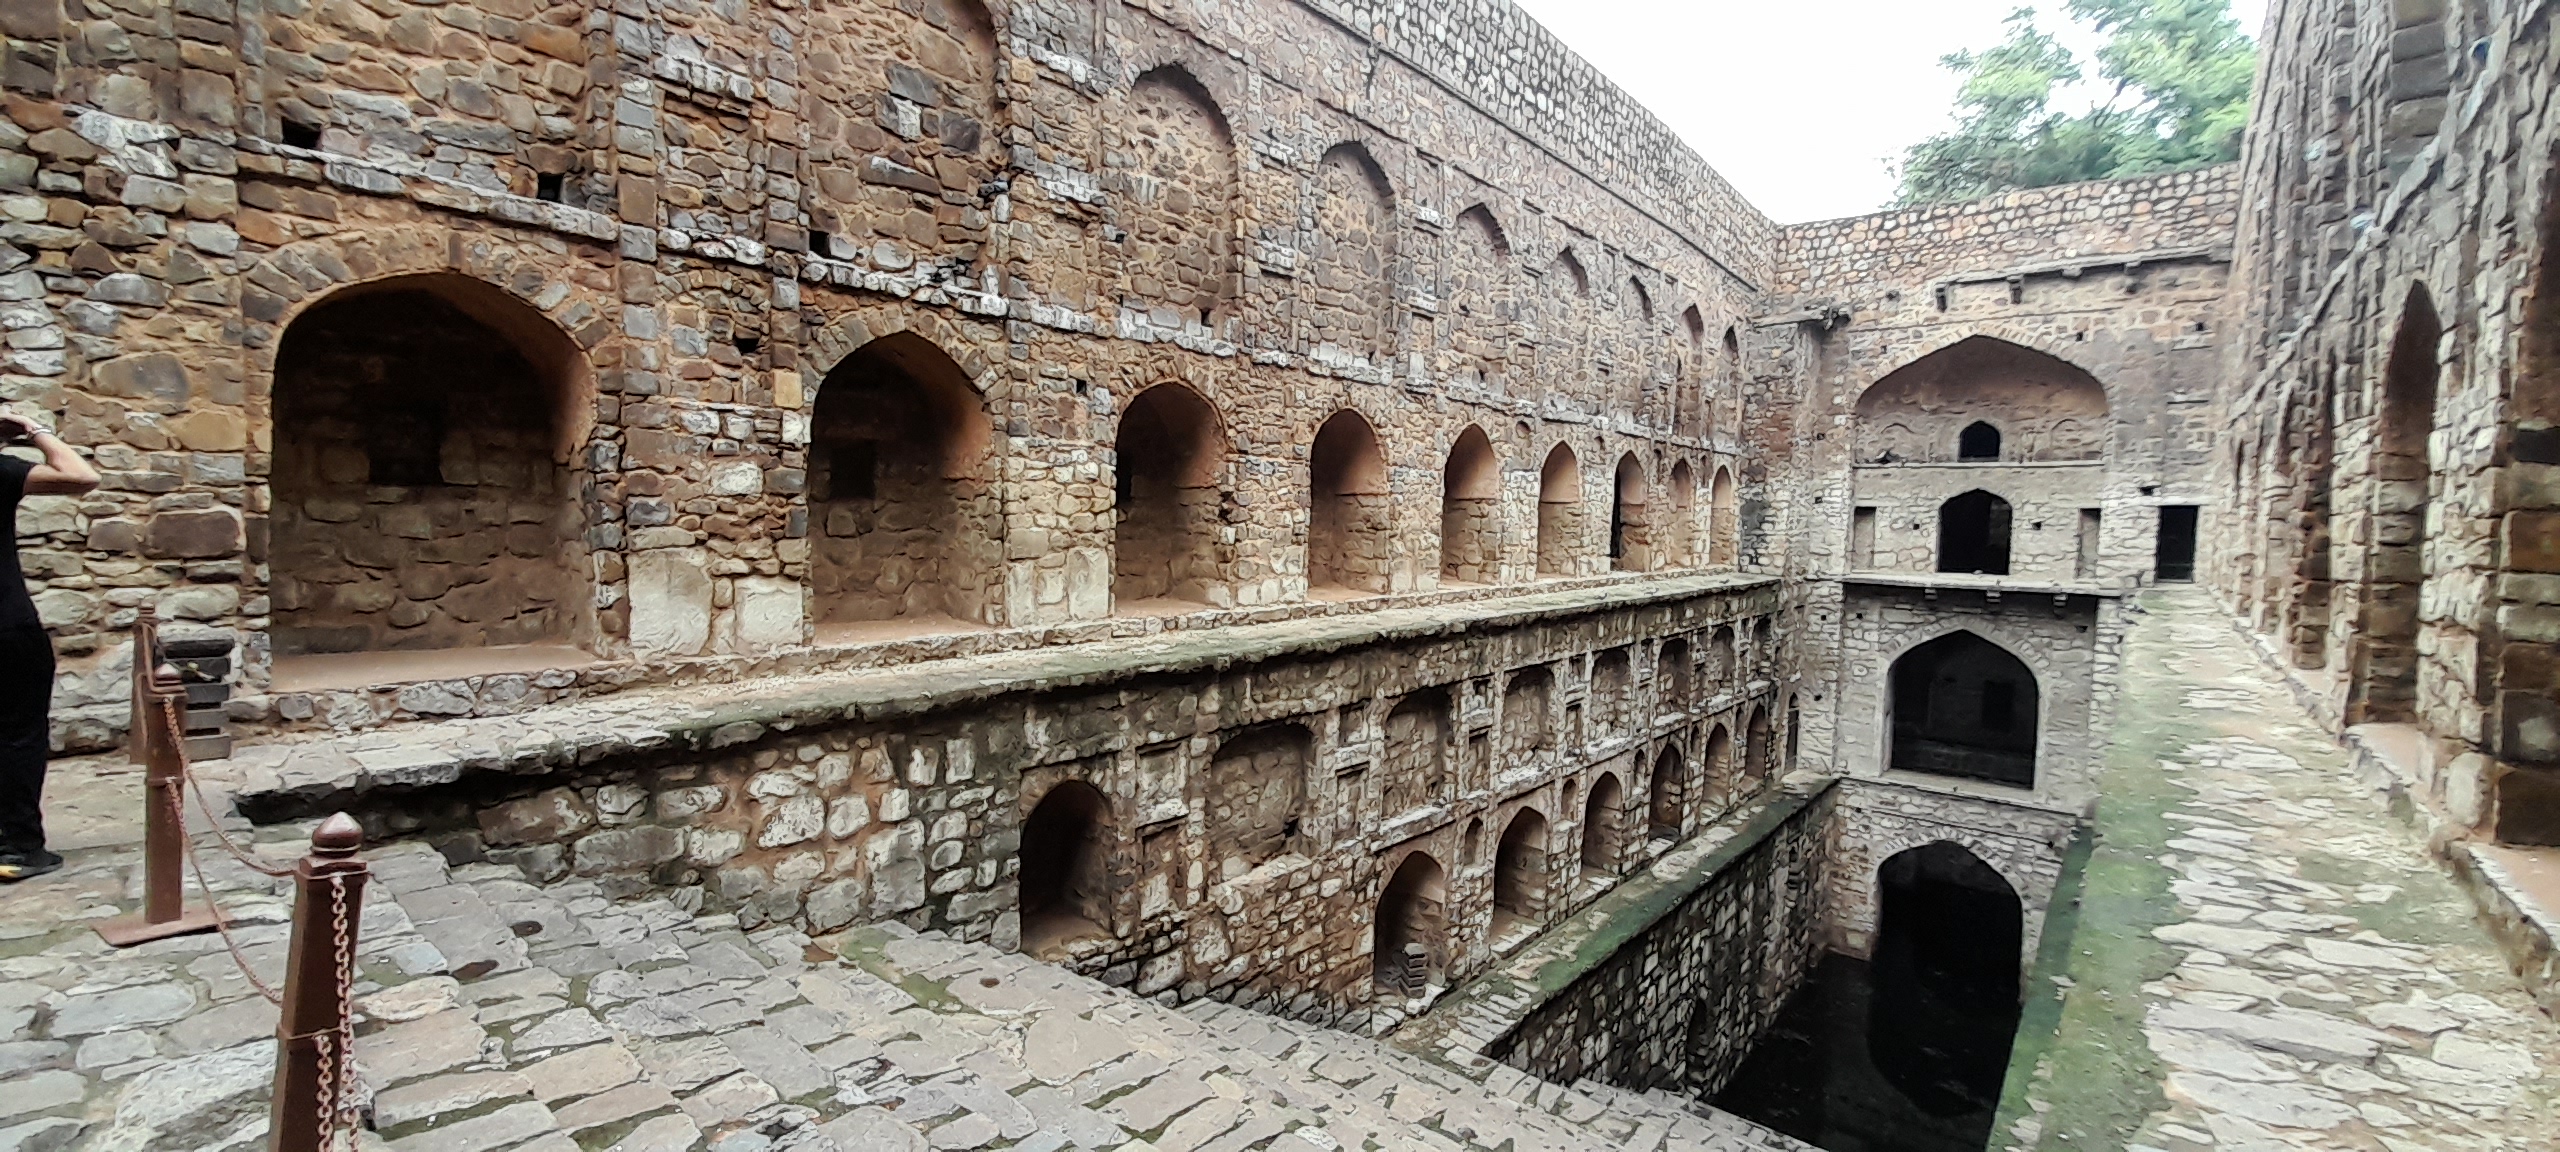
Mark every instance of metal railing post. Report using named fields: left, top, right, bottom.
left=126, top=605, right=156, bottom=764
left=269, top=813, right=370, bottom=1152
left=95, top=660, right=220, bottom=946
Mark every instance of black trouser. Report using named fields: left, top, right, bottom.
left=0, top=623, right=52, bottom=854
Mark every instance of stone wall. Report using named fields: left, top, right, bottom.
left=282, top=580, right=1789, bottom=1027
left=2203, top=0, right=2560, bottom=845
left=1824, top=778, right=2081, bottom=974
left=1480, top=781, right=1836, bottom=1099
left=8, top=0, right=1778, bottom=753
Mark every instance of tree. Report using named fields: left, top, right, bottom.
left=1893, top=0, right=2256, bottom=205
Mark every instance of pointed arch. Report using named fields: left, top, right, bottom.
left=1869, top=841, right=2025, bottom=1110
left=1121, top=66, right=1238, bottom=323
left=1937, top=489, right=2014, bottom=575
left=1888, top=630, right=2040, bottom=788
left=1375, top=851, right=1448, bottom=998
left=2351, top=283, right=2442, bottom=724
left=272, top=273, right=594, bottom=660
left=1114, top=382, right=1229, bottom=609
left=1440, top=425, right=1502, bottom=584
left=1857, top=335, right=2109, bottom=464
left=1608, top=452, right=1651, bottom=571
left=802, top=332, right=999, bottom=629
left=1309, top=408, right=1392, bottom=593
left=1579, top=772, right=1624, bottom=880
left=1648, top=744, right=1686, bottom=840
left=1537, top=444, right=1584, bottom=577
left=1019, top=780, right=1113, bottom=958
left=1491, top=806, right=1549, bottom=939
left=1701, top=722, right=1733, bottom=816
left=1548, top=248, right=1590, bottom=299
left=1313, top=142, right=1397, bottom=352
left=1668, top=458, right=1699, bottom=566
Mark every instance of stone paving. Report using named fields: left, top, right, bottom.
left=0, top=825, right=1807, bottom=1152
left=1998, top=590, right=2560, bottom=1152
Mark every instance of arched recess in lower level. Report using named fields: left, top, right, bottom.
left=1537, top=444, right=1583, bottom=577
left=1709, top=465, right=1738, bottom=568
left=1309, top=408, right=1392, bottom=593
left=1018, top=780, right=1113, bottom=958
left=1440, top=425, right=1501, bottom=585
left=1580, top=772, right=1623, bottom=880
left=1491, top=807, right=1549, bottom=939
left=1744, top=704, right=1773, bottom=786
left=1610, top=453, right=1650, bottom=571
left=1888, top=631, right=2039, bottom=788
left=1867, top=842, right=2025, bottom=1120
left=1648, top=745, right=1685, bottom=840
left=1373, top=852, right=1448, bottom=999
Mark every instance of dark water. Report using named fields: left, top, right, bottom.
left=1708, top=950, right=2022, bottom=1152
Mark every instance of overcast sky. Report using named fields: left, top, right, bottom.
left=1506, top=0, right=2270, bottom=224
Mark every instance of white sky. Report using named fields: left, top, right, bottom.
left=1506, top=0, right=2270, bottom=224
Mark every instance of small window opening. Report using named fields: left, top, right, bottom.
left=1957, top=422, right=2001, bottom=462
left=732, top=335, right=762, bottom=357
left=281, top=120, right=322, bottom=150
left=535, top=172, right=566, bottom=203
left=809, top=230, right=835, bottom=259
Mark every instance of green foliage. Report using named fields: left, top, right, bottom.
left=1894, top=0, right=2256, bottom=205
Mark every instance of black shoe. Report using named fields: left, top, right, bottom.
left=0, top=849, right=63, bottom=883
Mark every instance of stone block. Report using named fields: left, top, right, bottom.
left=628, top=549, right=713, bottom=656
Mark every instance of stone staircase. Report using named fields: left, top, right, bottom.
left=0, top=835, right=1812, bottom=1152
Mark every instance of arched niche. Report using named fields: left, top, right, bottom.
left=1579, top=772, right=1624, bottom=881
left=1312, top=143, right=1396, bottom=353
left=1019, top=780, right=1113, bottom=958
left=1537, top=444, right=1583, bottom=577
left=1491, top=806, right=1548, bottom=940
left=1113, top=382, right=1227, bottom=609
left=1381, top=688, right=1452, bottom=816
left=809, top=332, right=996, bottom=631
left=1709, top=465, right=1738, bottom=568
left=1206, top=723, right=1311, bottom=881
left=2351, top=284, right=2442, bottom=725
left=270, top=273, right=592, bottom=661
left=1648, top=744, right=1685, bottom=839
left=1439, top=425, right=1501, bottom=585
left=1374, top=852, right=1448, bottom=999
left=1120, top=66, right=1237, bottom=325
left=1668, top=459, right=1699, bottom=566
left=1888, top=631, right=2040, bottom=788
left=1610, top=452, right=1650, bottom=572
left=1856, top=336, right=2109, bottom=464
left=1937, top=489, right=2013, bottom=575
left=1309, top=408, right=1391, bottom=594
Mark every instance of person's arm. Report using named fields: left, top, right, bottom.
left=0, top=412, right=100, bottom=495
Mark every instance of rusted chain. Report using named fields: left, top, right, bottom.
left=169, top=775, right=283, bottom=1005
left=163, top=697, right=293, bottom=879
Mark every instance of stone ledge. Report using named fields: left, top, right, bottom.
left=2447, top=843, right=2560, bottom=1020
left=1390, top=774, right=1837, bottom=1063
left=228, top=574, right=1776, bottom=819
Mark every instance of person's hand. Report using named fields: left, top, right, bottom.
left=0, top=411, right=40, bottom=445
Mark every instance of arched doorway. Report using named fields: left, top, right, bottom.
left=1373, top=852, right=1447, bottom=999
left=1889, top=632, right=2039, bottom=787
left=1610, top=453, right=1649, bottom=571
left=809, top=333, right=994, bottom=631
left=1491, top=807, right=1548, bottom=940
left=1709, top=465, right=1738, bottom=568
left=2352, top=285, right=2440, bottom=724
left=1647, top=746, right=1685, bottom=840
left=1868, top=843, right=2024, bottom=1128
left=1936, top=490, right=2013, bottom=574
left=1537, top=444, right=1582, bottom=577
left=1113, top=383, right=1226, bottom=610
left=1440, top=426, right=1501, bottom=585
left=1702, top=723, right=1733, bottom=817
left=1658, top=637, right=1693, bottom=712
left=1309, top=408, right=1391, bottom=594
left=1668, top=459, right=1699, bottom=566
left=1745, top=705, right=1773, bottom=787
left=1019, top=781, right=1112, bottom=958
left=271, top=274, right=590, bottom=663
left=1579, top=773, right=1623, bottom=880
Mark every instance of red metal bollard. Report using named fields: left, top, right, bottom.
left=95, top=661, right=220, bottom=947
left=269, top=813, right=371, bottom=1152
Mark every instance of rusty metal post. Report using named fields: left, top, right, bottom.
left=96, top=661, right=220, bottom=946
left=126, top=605, right=156, bottom=764
left=270, top=813, right=369, bottom=1152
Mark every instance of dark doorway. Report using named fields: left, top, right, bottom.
left=1491, top=808, right=1548, bottom=940
left=1019, top=781, right=1112, bottom=958
left=1711, top=843, right=2023, bottom=1152
left=2155, top=505, right=2199, bottom=582
left=1890, top=632, right=2038, bottom=788
left=1956, top=421, right=2001, bottom=461
left=1374, top=853, right=1447, bottom=999
left=1936, top=490, right=2012, bottom=575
